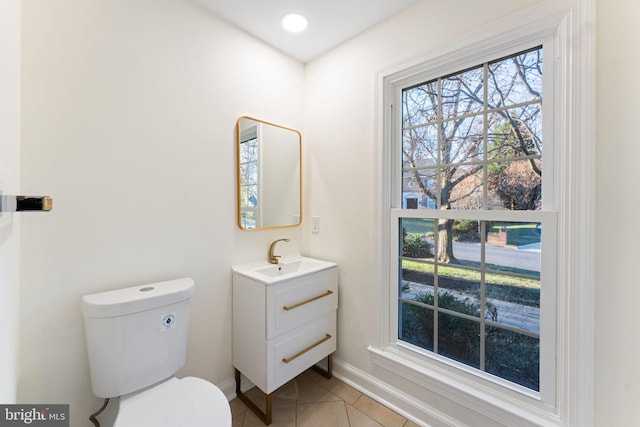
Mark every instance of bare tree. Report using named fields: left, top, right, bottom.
left=402, top=48, right=543, bottom=262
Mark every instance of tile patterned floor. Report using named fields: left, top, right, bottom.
left=230, top=369, right=421, bottom=427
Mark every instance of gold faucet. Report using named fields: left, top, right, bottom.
left=268, top=238, right=290, bottom=264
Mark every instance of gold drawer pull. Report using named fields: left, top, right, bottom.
left=282, top=334, right=332, bottom=364
left=283, top=290, right=333, bottom=311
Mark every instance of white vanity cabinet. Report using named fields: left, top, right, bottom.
left=232, top=259, right=338, bottom=398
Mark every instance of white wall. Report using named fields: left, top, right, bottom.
left=0, top=0, right=21, bottom=403
left=19, top=0, right=303, bottom=425
left=595, top=0, right=640, bottom=425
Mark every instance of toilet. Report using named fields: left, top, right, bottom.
left=81, top=278, right=231, bottom=427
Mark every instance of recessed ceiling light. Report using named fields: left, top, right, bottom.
left=281, top=13, right=308, bottom=33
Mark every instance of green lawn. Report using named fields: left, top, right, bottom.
left=401, top=218, right=435, bottom=234
left=402, top=259, right=539, bottom=289
left=402, top=259, right=540, bottom=307
left=491, top=222, right=541, bottom=246
left=401, top=218, right=540, bottom=247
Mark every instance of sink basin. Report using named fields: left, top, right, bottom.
left=232, top=256, right=336, bottom=285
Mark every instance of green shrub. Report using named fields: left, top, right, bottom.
left=400, top=290, right=539, bottom=390
left=453, top=220, right=480, bottom=241
left=485, top=328, right=539, bottom=391
left=402, top=228, right=433, bottom=258
left=401, top=291, right=481, bottom=367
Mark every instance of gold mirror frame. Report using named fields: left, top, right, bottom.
left=236, top=116, right=302, bottom=230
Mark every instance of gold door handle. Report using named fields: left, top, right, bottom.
left=282, top=290, right=333, bottom=311
left=282, top=334, right=332, bottom=364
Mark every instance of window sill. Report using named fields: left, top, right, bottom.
left=368, top=344, right=562, bottom=426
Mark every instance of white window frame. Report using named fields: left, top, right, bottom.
left=370, top=2, right=595, bottom=426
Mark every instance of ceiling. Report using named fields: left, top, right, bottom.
left=194, top=0, right=421, bottom=63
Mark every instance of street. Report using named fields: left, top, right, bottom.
left=452, top=241, right=540, bottom=273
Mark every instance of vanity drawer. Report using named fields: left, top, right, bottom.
left=269, top=312, right=336, bottom=391
left=266, top=267, right=338, bottom=339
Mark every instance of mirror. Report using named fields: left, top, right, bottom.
left=236, top=116, right=301, bottom=230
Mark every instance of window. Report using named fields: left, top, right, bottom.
left=239, top=126, right=259, bottom=229
left=372, top=5, right=594, bottom=425
left=386, top=44, right=557, bottom=402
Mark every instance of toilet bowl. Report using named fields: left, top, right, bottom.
left=82, top=278, right=231, bottom=427
left=114, top=377, right=231, bottom=427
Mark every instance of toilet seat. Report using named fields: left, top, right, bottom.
left=114, top=376, right=231, bottom=427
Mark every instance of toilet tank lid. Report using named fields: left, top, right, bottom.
left=82, top=278, right=194, bottom=318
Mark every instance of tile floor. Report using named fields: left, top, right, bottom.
left=230, top=369, right=421, bottom=427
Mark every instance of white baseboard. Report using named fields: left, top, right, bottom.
left=217, top=372, right=255, bottom=401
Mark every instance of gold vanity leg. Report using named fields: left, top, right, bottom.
left=311, top=353, right=333, bottom=379
left=265, top=393, right=273, bottom=424
left=234, top=369, right=273, bottom=425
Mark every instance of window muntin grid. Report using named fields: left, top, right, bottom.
left=396, top=47, right=545, bottom=392
left=398, top=218, right=541, bottom=391
left=239, top=135, right=259, bottom=229
left=401, top=47, right=543, bottom=212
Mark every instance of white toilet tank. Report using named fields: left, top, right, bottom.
left=81, top=278, right=194, bottom=398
